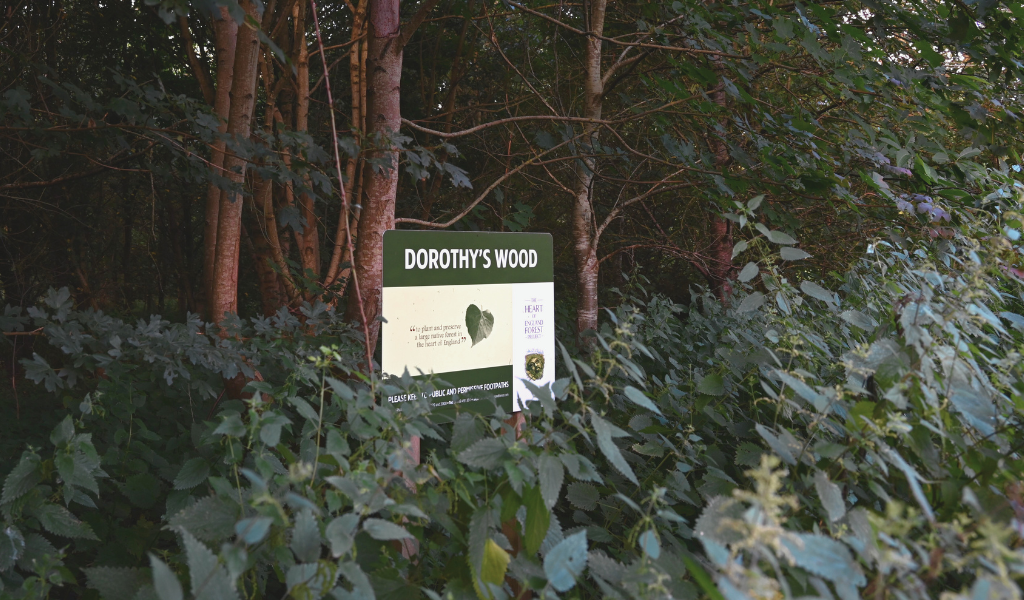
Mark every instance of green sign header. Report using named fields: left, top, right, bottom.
left=383, top=231, right=553, bottom=287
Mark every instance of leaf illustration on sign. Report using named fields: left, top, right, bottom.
left=465, top=304, right=494, bottom=346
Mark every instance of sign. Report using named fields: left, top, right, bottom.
left=381, top=231, right=555, bottom=419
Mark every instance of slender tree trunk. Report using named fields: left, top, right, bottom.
left=571, top=0, right=607, bottom=342
left=202, top=8, right=238, bottom=320
left=210, top=0, right=262, bottom=324
left=292, top=3, right=321, bottom=279
left=345, top=0, right=403, bottom=353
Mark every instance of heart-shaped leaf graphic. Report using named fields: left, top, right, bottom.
left=466, top=304, right=494, bottom=346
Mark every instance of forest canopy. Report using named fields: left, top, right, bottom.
left=2, top=0, right=1024, bottom=599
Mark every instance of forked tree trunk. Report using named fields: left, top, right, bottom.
left=345, top=0, right=403, bottom=354
left=209, top=0, right=262, bottom=324
left=571, top=0, right=607, bottom=343
left=201, top=8, right=238, bottom=321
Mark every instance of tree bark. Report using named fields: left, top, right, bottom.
left=209, top=0, right=262, bottom=324
left=292, top=2, right=321, bottom=280
left=571, top=0, right=607, bottom=343
left=201, top=8, right=239, bottom=321
left=705, top=55, right=735, bottom=303
left=345, top=0, right=403, bottom=354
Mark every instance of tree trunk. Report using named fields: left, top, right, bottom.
left=705, top=56, right=735, bottom=303
left=201, top=8, right=238, bottom=320
left=209, top=0, right=262, bottom=324
left=345, top=0, right=403, bottom=354
left=571, top=0, right=607, bottom=343
left=292, top=3, right=321, bottom=280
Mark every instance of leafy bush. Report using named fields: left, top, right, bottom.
left=3, top=169, right=1024, bottom=599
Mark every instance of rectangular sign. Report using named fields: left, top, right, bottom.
left=381, top=231, right=555, bottom=420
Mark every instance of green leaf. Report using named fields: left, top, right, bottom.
left=736, top=292, right=765, bottom=313
left=1, top=452, right=41, bottom=505
left=637, top=530, right=660, bottom=559
left=840, top=310, right=877, bottom=330
left=781, top=533, right=865, bottom=588
left=480, top=539, right=510, bottom=586
left=543, top=530, right=588, bottom=592
left=168, top=496, right=238, bottom=543
left=681, top=555, right=725, bottom=600
left=800, top=281, right=836, bottom=306
left=50, top=415, right=75, bottom=446
left=747, top=194, right=764, bottom=210
left=813, top=470, right=845, bottom=522
left=123, top=473, right=162, bottom=509
left=174, top=454, right=209, bottom=487
left=326, top=513, right=360, bottom=558
left=36, top=504, right=98, bottom=540
left=731, top=240, right=748, bottom=259
left=362, top=518, right=412, bottom=541
left=737, top=262, right=758, bottom=283
left=590, top=413, right=637, bottom=485
left=697, top=373, right=725, bottom=396
left=291, top=510, right=321, bottom=563
left=523, top=485, right=550, bottom=556
left=182, top=530, right=237, bottom=600
left=458, top=438, right=507, bottom=469
left=566, top=482, right=599, bottom=511
left=149, top=553, right=183, bottom=600
left=538, top=454, right=564, bottom=509
left=465, top=304, right=495, bottom=347
left=213, top=413, right=245, bottom=437
left=755, top=223, right=798, bottom=244
left=336, top=562, right=375, bottom=600
left=234, top=517, right=272, bottom=545
left=780, top=247, right=811, bottom=260
left=622, top=385, right=661, bottom=415
left=84, top=567, right=149, bottom=600
left=0, top=526, right=25, bottom=572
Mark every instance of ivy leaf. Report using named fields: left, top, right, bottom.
left=458, top=438, right=507, bottom=469
left=622, top=386, right=662, bottom=414
left=590, top=413, right=637, bottom=485
left=36, top=504, right=98, bottom=540
left=1, top=452, right=41, bottom=505
left=543, top=530, right=588, bottom=592
left=523, top=485, right=550, bottom=556
left=173, top=458, right=210, bottom=491
left=465, top=304, right=494, bottom=347
left=363, top=518, right=413, bottom=541
left=84, top=567, right=149, bottom=600
left=481, top=539, right=510, bottom=586
left=149, top=553, right=183, bottom=600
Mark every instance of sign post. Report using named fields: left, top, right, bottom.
left=381, top=231, right=555, bottom=420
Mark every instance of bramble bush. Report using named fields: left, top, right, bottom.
left=3, top=164, right=1024, bottom=599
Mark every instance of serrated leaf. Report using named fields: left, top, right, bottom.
left=123, top=473, right=162, bottom=509
left=172, top=458, right=207, bottom=491
left=755, top=424, right=797, bottom=465
left=775, top=370, right=827, bottom=411
left=465, top=304, right=494, bottom=347
left=736, top=292, right=765, bottom=313
left=15, top=533, right=55, bottom=572
left=523, top=485, right=549, bottom=556
left=781, top=533, right=865, bottom=587
left=638, top=530, right=660, bottom=559
left=780, top=247, right=811, bottom=260
left=363, top=518, right=412, bottom=541
left=813, top=470, right=845, bottom=522
left=538, top=454, right=564, bottom=509
left=235, top=517, right=272, bottom=545
left=458, top=438, right=507, bottom=469
left=735, top=443, right=764, bottom=467
left=590, top=413, right=637, bottom=485
left=182, top=530, right=237, bottom=600
left=149, top=553, right=183, bottom=600
left=213, top=413, right=245, bottom=437
left=336, top=562, right=374, bottom=600
left=50, top=415, right=75, bottom=446
left=841, top=310, right=877, bottom=330
left=800, top=281, right=836, bottom=306
left=697, top=373, right=725, bottom=396
left=566, top=482, right=599, bottom=511
left=2, top=452, right=41, bottom=505
left=481, top=539, right=510, bottom=586
left=0, top=526, right=25, bottom=572
left=737, top=262, right=758, bottom=283
left=543, top=530, right=588, bottom=592
left=291, top=510, right=320, bottom=563
left=36, top=504, right=98, bottom=540
left=622, top=385, right=661, bottom=415
left=326, top=513, right=360, bottom=558
left=168, top=496, right=238, bottom=543
left=84, top=567, right=149, bottom=600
